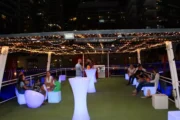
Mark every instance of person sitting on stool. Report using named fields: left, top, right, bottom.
left=132, top=68, right=159, bottom=96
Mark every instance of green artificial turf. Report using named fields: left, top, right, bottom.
left=0, top=77, right=177, bottom=120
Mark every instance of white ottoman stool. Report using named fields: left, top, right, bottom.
left=125, top=74, right=129, bottom=80
left=59, top=75, right=66, bottom=82
left=143, top=87, right=156, bottom=96
left=132, top=78, right=137, bottom=85
left=168, top=111, right=180, bottom=120
left=152, top=94, right=168, bottom=109
left=48, top=91, right=61, bottom=103
left=15, top=88, right=26, bottom=105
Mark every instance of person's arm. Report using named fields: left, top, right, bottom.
left=133, top=68, right=137, bottom=74
left=80, top=65, right=83, bottom=71
left=150, top=73, right=160, bottom=83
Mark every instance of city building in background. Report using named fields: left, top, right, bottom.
left=31, top=0, right=63, bottom=32
left=1, top=0, right=180, bottom=33
left=65, top=0, right=127, bottom=30
left=0, top=0, right=63, bottom=34
left=127, top=0, right=180, bottom=28
left=0, top=0, right=32, bottom=34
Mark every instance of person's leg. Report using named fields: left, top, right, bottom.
left=127, top=75, right=132, bottom=85
left=133, top=81, right=146, bottom=95
left=40, top=85, right=46, bottom=97
left=42, top=84, right=48, bottom=100
left=143, top=83, right=154, bottom=87
left=130, top=75, right=135, bottom=84
left=136, top=82, right=144, bottom=93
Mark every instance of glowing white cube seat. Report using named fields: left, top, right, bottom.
left=132, top=78, right=137, bottom=85
left=152, top=94, right=168, bottom=109
left=125, top=74, right=129, bottom=80
left=48, top=91, right=61, bottom=103
left=143, top=87, right=156, bottom=96
left=59, top=75, right=66, bottom=82
left=15, top=88, right=26, bottom=105
left=168, top=111, right=180, bottom=120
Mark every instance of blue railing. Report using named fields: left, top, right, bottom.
left=0, top=69, right=61, bottom=103
left=1, top=62, right=179, bottom=104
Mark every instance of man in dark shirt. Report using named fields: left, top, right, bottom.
left=129, top=64, right=146, bottom=84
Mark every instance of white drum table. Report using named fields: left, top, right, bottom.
left=69, top=77, right=90, bottom=120
left=85, top=69, right=96, bottom=93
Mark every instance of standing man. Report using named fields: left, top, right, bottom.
left=75, top=59, right=83, bottom=77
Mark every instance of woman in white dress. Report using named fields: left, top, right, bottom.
left=44, top=71, right=54, bottom=91
left=42, top=71, right=54, bottom=101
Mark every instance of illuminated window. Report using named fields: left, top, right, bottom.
left=72, top=17, right=77, bottom=21
left=1, top=14, right=6, bottom=19
left=99, top=16, right=102, bottom=19
left=156, top=0, right=162, bottom=2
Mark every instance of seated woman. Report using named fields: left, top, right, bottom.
left=85, top=59, right=93, bottom=69
left=132, top=68, right=160, bottom=96
left=17, top=75, right=31, bottom=94
left=33, top=77, right=42, bottom=92
left=42, top=71, right=54, bottom=93
left=52, top=76, right=61, bottom=92
left=33, top=77, right=46, bottom=99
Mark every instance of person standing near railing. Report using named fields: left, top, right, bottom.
left=75, top=59, right=83, bottom=77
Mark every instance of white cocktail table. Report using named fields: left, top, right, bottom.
left=69, top=77, right=90, bottom=120
left=85, top=69, right=96, bottom=93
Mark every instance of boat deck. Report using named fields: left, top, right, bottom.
left=0, top=77, right=176, bottom=120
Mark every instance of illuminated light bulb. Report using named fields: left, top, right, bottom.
left=14, top=72, right=17, bottom=76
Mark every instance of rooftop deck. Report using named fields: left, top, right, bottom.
left=0, top=77, right=176, bottom=120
